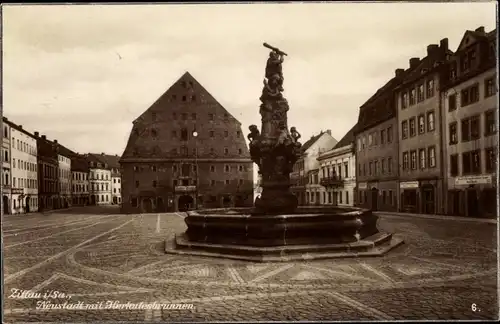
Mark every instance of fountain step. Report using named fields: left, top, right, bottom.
left=165, top=233, right=405, bottom=262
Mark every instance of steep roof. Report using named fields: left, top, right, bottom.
left=2, top=117, right=37, bottom=139
left=55, top=142, right=77, bottom=158
left=456, top=27, right=496, bottom=52
left=333, top=124, right=357, bottom=149
left=71, top=154, right=90, bottom=172
left=301, top=132, right=324, bottom=152
left=91, top=153, right=120, bottom=169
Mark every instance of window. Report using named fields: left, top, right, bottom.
left=407, top=118, right=415, bottom=137
left=224, top=148, right=229, bottom=155
left=387, top=126, right=393, bottom=143
left=180, top=146, right=188, bottom=156
left=191, top=95, right=196, bottom=102
left=426, top=111, right=435, bottom=131
left=182, top=96, right=186, bottom=102
left=448, top=94, right=457, bottom=111
left=369, top=162, right=373, bottom=175
left=374, top=160, right=379, bottom=175
left=380, top=129, right=386, bottom=144
left=402, top=92, right=408, bottom=109
left=410, top=150, right=417, bottom=170
left=224, top=165, right=230, bottom=172
left=209, top=130, right=214, bottom=138
left=450, top=154, right=459, bottom=176
left=181, top=128, right=188, bottom=141
left=181, top=113, right=187, bottom=120
left=135, top=181, right=139, bottom=188
left=449, top=122, right=458, bottom=144
left=192, top=113, right=197, bottom=120
left=209, top=113, right=214, bottom=121
left=368, top=134, right=373, bottom=146
left=402, top=120, right=408, bottom=139
left=173, top=179, right=178, bottom=186
left=485, top=110, right=496, bottom=136
left=238, top=165, right=244, bottom=172
left=236, top=131, right=241, bottom=138
left=225, top=179, right=230, bottom=185
left=418, top=115, right=425, bottom=134
left=419, top=148, right=426, bottom=169
left=362, top=136, right=366, bottom=148
left=210, top=180, right=216, bottom=186
left=387, top=157, right=392, bottom=173
left=428, top=146, right=436, bottom=168
left=485, top=148, right=497, bottom=173
left=344, top=163, right=348, bottom=178
left=461, top=115, right=480, bottom=142
left=485, top=78, right=496, bottom=98
left=381, top=159, right=385, bottom=174
left=402, top=152, right=409, bottom=170
left=426, top=79, right=434, bottom=98
left=462, top=150, right=481, bottom=174
left=152, top=180, right=157, bottom=188
left=171, top=130, right=177, bottom=138
left=224, top=113, right=228, bottom=120
left=461, top=84, right=479, bottom=107
left=210, top=147, right=215, bottom=155
left=417, top=84, right=425, bottom=102
left=357, top=139, right=362, bottom=151
left=210, top=165, right=215, bottom=172
left=409, top=88, right=416, bottom=105
left=224, top=131, right=229, bottom=138
left=238, top=148, right=242, bottom=155
left=151, top=129, right=157, bottom=138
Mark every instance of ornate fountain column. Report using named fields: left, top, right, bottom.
left=248, top=43, right=303, bottom=214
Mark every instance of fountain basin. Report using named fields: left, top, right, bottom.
left=165, top=206, right=404, bottom=262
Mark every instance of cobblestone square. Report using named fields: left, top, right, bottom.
left=2, top=207, right=498, bottom=322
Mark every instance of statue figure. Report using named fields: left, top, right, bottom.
left=247, top=124, right=261, bottom=144
left=261, top=77, right=283, bottom=102
left=276, top=123, right=291, bottom=147
left=290, top=127, right=302, bottom=145
left=265, top=51, right=284, bottom=91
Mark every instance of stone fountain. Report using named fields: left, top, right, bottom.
left=165, top=43, right=403, bottom=262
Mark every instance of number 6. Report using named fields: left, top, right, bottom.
left=471, top=303, right=477, bottom=312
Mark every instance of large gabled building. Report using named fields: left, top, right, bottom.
left=120, top=72, right=254, bottom=213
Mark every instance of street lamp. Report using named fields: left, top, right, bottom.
left=192, top=130, right=199, bottom=209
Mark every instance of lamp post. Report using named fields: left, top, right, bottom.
left=192, top=130, right=199, bottom=209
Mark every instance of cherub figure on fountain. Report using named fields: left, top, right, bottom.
left=248, top=124, right=262, bottom=172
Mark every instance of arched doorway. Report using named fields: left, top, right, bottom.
left=3, top=195, right=9, bottom=215
left=142, top=198, right=153, bottom=213
left=421, top=184, right=435, bottom=214
left=25, top=196, right=31, bottom=213
left=156, top=197, right=165, bottom=212
left=466, top=187, right=479, bottom=217
left=222, top=195, right=232, bottom=207
left=178, top=195, right=194, bottom=212
left=370, top=187, right=379, bottom=211
left=90, top=195, right=96, bottom=205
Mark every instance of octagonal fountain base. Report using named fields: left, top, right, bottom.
left=165, top=206, right=404, bottom=262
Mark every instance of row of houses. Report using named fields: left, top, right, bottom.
left=291, top=26, right=497, bottom=218
left=1, top=117, right=122, bottom=215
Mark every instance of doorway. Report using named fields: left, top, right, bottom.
left=157, top=197, right=165, bottom=212
left=3, top=195, right=9, bottom=215
left=421, top=185, right=435, bottom=214
left=466, top=188, right=479, bottom=217
left=178, top=195, right=194, bottom=212
left=370, top=188, right=379, bottom=211
left=113, top=196, right=118, bottom=205
left=142, top=198, right=153, bottom=213
left=222, top=195, right=232, bottom=207
left=25, top=197, right=31, bottom=213
left=90, top=195, right=96, bottom=205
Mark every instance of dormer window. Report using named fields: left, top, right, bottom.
left=151, top=129, right=157, bottom=138
left=188, top=81, right=193, bottom=87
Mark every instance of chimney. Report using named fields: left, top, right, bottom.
left=101, top=152, right=105, bottom=156
left=409, top=57, right=420, bottom=68
left=54, top=140, right=58, bottom=144
left=427, top=44, right=439, bottom=56
left=326, top=129, right=331, bottom=135
left=475, top=26, right=485, bottom=34
left=34, top=131, right=39, bottom=137
left=440, top=38, right=449, bottom=51
left=395, top=68, right=405, bottom=77
left=18, top=125, right=22, bottom=129
left=41, top=135, right=46, bottom=140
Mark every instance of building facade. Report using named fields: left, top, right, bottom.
left=56, top=143, right=73, bottom=209
left=94, top=154, right=122, bottom=205
left=291, top=130, right=338, bottom=206
left=355, top=70, right=408, bottom=212
left=2, top=118, right=12, bottom=214
left=395, top=38, right=451, bottom=214
left=87, top=154, right=112, bottom=205
left=317, top=125, right=357, bottom=207
left=71, top=154, right=90, bottom=206
left=34, top=133, right=60, bottom=211
left=442, top=27, right=497, bottom=218
left=8, top=122, right=38, bottom=214
left=120, top=72, right=254, bottom=213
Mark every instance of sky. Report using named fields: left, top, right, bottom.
left=2, top=3, right=497, bottom=156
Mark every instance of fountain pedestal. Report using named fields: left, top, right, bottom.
left=165, top=43, right=403, bottom=262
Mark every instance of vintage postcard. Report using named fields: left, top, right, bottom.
left=1, top=2, right=498, bottom=322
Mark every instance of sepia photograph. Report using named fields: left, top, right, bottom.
left=1, top=2, right=498, bottom=322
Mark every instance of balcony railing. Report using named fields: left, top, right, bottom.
left=320, top=176, right=343, bottom=188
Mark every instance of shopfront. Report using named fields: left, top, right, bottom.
left=449, top=175, right=497, bottom=218
left=400, top=181, right=419, bottom=213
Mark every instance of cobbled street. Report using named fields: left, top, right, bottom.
left=2, top=206, right=498, bottom=322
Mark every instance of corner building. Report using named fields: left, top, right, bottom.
left=395, top=38, right=451, bottom=214
left=442, top=27, right=497, bottom=218
left=355, top=70, right=406, bottom=212
left=120, top=72, right=254, bottom=213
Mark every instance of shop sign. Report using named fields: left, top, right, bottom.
left=11, top=188, right=23, bottom=195
left=455, top=175, right=492, bottom=186
left=358, top=182, right=367, bottom=189
left=175, top=186, right=196, bottom=192
left=400, top=181, right=419, bottom=189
